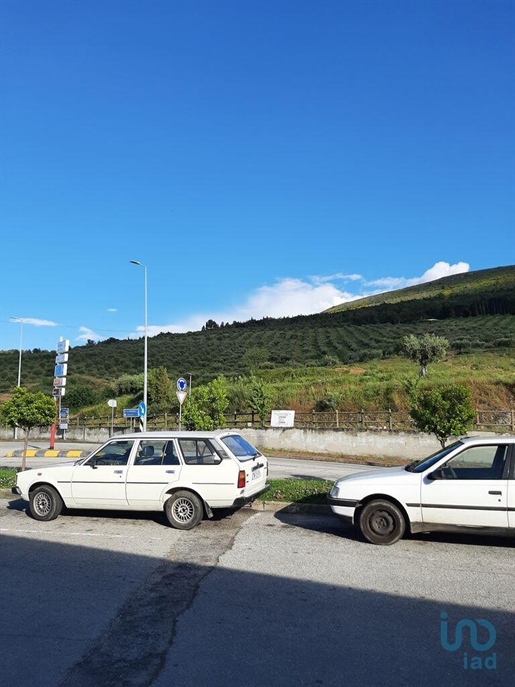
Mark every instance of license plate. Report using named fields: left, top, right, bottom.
left=251, top=469, right=261, bottom=481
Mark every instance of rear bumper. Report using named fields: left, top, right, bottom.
left=232, top=483, right=271, bottom=508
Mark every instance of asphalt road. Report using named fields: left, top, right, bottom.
left=1, top=496, right=513, bottom=687
left=0, top=440, right=380, bottom=481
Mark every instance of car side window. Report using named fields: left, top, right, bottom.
left=87, top=440, right=134, bottom=466
left=178, top=439, right=221, bottom=465
left=444, top=445, right=508, bottom=480
left=163, top=441, right=180, bottom=465
left=134, top=440, right=167, bottom=466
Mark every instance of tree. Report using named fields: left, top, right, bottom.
left=402, top=333, right=449, bottom=377
left=148, top=366, right=173, bottom=414
left=114, top=373, right=144, bottom=396
left=242, top=347, right=269, bottom=373
left=408, top=385, right=476, bottom=447
left=248, top=376, right=273, bottom=428
left=1, top=387, right=57, bottom=470
left=66, top=385, right=98, bottom=411
left=182, top=376, right=229, bottom=430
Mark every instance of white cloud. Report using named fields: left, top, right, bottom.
left=76, top=326, right=104, bottom=343
left=10, top=317, right=57, bottom=327
left=133, top=261, right=470, bottom=337
left=107, top=308, right=117, bottom=313
left=311, top=272, right=362, bottom=284
left=365, top=261, right=469, bottom=291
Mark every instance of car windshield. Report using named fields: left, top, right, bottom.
left=405, top=441, right=463, bottom=473
left=221, top=434, right=261, bottom=462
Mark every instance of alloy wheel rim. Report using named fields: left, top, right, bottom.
left=34, top=493, right=51, bottom=516
left=173, top=498, right=194, bottom=523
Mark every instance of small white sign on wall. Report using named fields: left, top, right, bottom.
left=270, top=410, right=295, bottom=428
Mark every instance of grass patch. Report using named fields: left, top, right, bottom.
left=258, top=478, right=333, bottom=504
left=0, top=468, right=16, bottom=489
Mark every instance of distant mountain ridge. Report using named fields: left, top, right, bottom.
left=323, top=265, right=515, bottom=321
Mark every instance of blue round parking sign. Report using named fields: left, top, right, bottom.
left=177, top=377, right=187, bottom=392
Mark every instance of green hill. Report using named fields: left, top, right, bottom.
left=324, top=265, right=515, bottom=320
left=0, top=264, right=514, bottom=412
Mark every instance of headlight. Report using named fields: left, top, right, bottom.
left=330, top=484, right=340, bottom=498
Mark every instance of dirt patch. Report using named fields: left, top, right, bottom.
left=260, top=447, right=405, bottom=468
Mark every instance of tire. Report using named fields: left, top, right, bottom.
left=358, top=499, right=406, bottom=545
left=165, top=491, right=203, bottom=530
left=29, top=485, right=63, bottom=522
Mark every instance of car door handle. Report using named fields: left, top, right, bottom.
left=488, top=490, right=502, bottom=495
left=166, top=470, right=175, bottom=474
left=114, top=470, right=123, bottom=475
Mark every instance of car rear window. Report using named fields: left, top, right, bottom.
left=221, top=435, right=261, bottom=462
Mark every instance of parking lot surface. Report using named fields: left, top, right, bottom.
left=1, top=497, right=513, bottom=687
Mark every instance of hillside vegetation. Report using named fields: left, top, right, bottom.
left=0, top=266, right=514, bottom=412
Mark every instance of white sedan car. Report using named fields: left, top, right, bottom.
left=13, top=431, right=269, bottom=530
left=328, top=435, right=515, bottom=544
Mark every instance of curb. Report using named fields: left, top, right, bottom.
left=247, top=501, right=332, bottom=514
left=5, top=450, right=87, bottom=458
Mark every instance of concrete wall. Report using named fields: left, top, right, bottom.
left=0, top=425, right=447, bottom=459
left=242, top=428, right=442, bottom=459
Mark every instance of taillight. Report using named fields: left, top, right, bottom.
left=237, top=470, right=246, bottom=488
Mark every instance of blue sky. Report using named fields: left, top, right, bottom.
left=0, top=0, right=514, bottom=353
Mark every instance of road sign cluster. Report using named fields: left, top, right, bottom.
left=53, top=339, right=69, bottom=398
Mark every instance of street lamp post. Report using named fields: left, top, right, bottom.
left=10, top=317, right=24, bottom=440
left=130, top=260, right=148, bottom=431
left=186, top=372, right=193, bottom=393
left=10, top=317, right=24, bottom=387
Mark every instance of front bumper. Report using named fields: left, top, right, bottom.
left=326, top=496, right=359, bottom=508
left=12, top=486, right=21, bottom=495
left=327, top=495, right=358, bottom=526
left=232, top=483, right=271, bottom=508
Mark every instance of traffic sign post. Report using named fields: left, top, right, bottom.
left=107, top=399, right=117, bottom=436
left=51, top=339, right=70, bottom=448
left=176, top=388, right=187, bottom=430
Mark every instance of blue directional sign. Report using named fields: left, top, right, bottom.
left=177, top=377, right=187, bottom=392
left=138, top=401, right=147, bottom=417
left=123, top=409, right=139, bottom=418
left=54, top=363, right=68, bottom=377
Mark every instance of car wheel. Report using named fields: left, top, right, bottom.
left=29, top=485, right=63, bottom=522
left=165, top=491, right=203, bottom=530
left=358, top=499, right=406, bottom=545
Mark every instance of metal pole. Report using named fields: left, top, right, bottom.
left=130, top=260, right=148, bottom=431
left=17, top=320, right=23, bottom=387
left=10, top=317, right=23, bottom=440
left=143, top=264, right=148, bottom=432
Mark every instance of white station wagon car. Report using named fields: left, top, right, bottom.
left=328, top=435, right=515, bottom=545
left=13, top=431, right=269, bottom=530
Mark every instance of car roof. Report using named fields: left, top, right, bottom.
left=110, top=430, right=239, bottom=440
left=459, top=434, right=515, bottom=444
